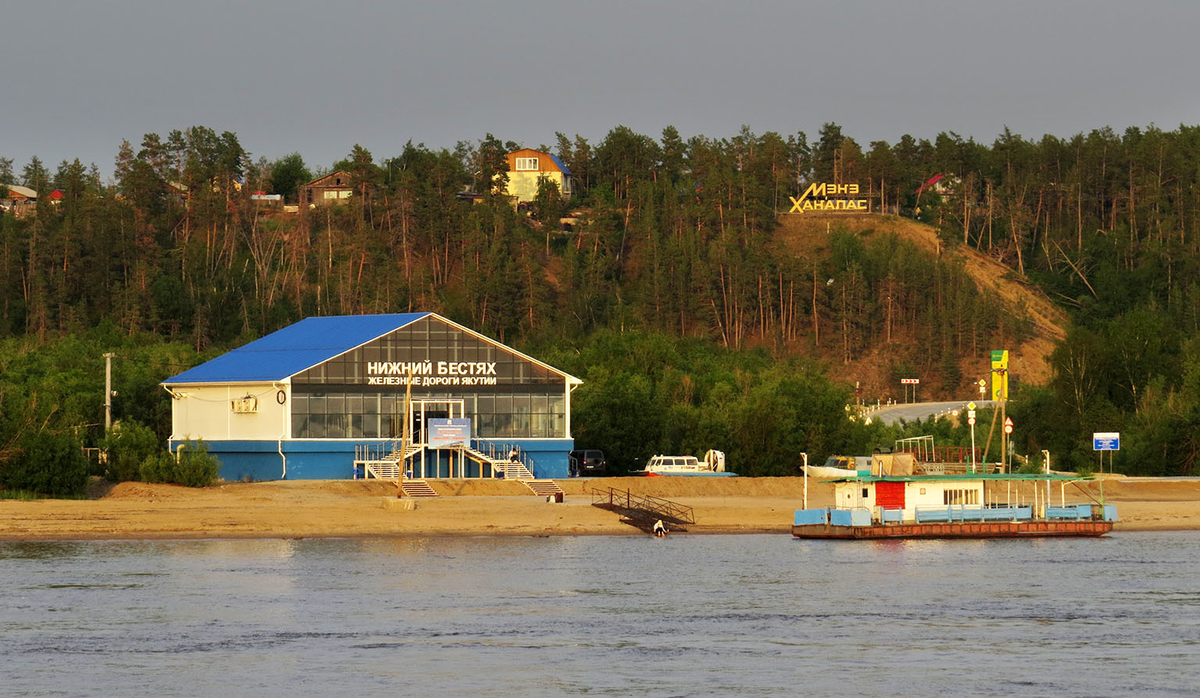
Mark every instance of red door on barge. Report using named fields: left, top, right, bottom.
left=876, top=481, right=905, bottom=510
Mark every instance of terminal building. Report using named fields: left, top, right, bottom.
left=163, top=313, right=581, bottom=481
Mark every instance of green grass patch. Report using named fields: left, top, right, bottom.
left=0, top=489, right=87, bottom=501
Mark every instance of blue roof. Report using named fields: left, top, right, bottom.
left=164, top=313, right=430, bottom=384
left=547, top=153, right=572, bottom=176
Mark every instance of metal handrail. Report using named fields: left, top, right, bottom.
left=471, top=439, right=537, bottom=477
left=590, top=487, right=695, bottom=525
left=896, top=443, right=985, bottom=465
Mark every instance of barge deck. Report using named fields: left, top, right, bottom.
left=792, top=519, right=1113, bottom=539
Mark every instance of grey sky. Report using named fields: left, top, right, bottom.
left=4, top=0, right=1198, bottom=179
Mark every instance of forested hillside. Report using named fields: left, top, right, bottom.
left=4, top=121, right=1200, bottom=484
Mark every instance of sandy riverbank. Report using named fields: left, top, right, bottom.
left=0, top=475, right=1197, bottom=541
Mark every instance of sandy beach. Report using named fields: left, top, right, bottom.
left=1, top=475, right=1197, bottom=541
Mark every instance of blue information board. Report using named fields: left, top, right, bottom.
left=428, top=418, right=471, bottom=448
left=1092, top=432, right=1120, bottom=451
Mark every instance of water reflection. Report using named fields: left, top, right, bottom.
left=1, top=533, right=1198, bottom=696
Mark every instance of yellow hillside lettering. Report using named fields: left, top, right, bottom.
left=788, top=183, right=865, bottom=213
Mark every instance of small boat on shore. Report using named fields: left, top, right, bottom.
left=793, top=472, right=1116, bottom=539
left=638, top=450, right=737, bottom=477
left=803, top=455, right=872, bottom=479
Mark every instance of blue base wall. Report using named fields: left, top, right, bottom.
left=173, top=438, right=574, bottom=481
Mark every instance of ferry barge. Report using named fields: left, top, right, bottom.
left=793, top=472, right=1116, bottom=539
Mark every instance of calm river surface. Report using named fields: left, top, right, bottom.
left=3, top=532, right=1199, bottom=697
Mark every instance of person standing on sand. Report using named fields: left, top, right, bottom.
left=653, top=519, right=667, bottom=537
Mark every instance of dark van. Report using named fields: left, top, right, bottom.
left=568, top=449, right=607, bottom=477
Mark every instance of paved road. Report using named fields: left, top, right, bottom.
left=866, top=400, right=998, bottom=426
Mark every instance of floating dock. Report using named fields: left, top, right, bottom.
left=792, top=519, right=1113, bottom=539
left=793, top=472, right=1117, bottom=539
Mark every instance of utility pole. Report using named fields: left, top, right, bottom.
left=104, top=352, right=116, bottom=432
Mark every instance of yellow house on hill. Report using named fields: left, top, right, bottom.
left=502, top=149, right=573, bottom=203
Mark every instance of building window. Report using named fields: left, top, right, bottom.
left=515, top=157, right=539, bottom=171
left=288, top=317, right=567, bottom=440
left=943, top=489, right=979, bottom=506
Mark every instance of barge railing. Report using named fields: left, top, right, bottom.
left=916, top=461, right=1000, bottom=475
left=915, top=505, right=1033, bottom=523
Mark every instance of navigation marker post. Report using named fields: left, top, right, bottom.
left=1003, top=417, right=1014, bottom=472
left=900, top=377, right=920, bottom=404
left=991, top=349, right=1009, bottom=477
left=967, top=402, right=977, bottom=473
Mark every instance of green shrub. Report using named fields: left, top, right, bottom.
left=1, top=429, right=88, bottom=497
left=138, top=451, right=175, bottom=484
left=172, top=440, right=221, bottom=487
left=0, top=489, right=39, bottom=501
left=101, top=420, right=161, bottom=482
left=1017, top=460, right=1043, bottom=474
left=139, top=439, right=220, bottom=487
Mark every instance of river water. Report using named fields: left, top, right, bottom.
left=3, top=532, right=1198, bottom=697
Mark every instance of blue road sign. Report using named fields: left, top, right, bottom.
left=1093, top=432, right=1120, bottom=451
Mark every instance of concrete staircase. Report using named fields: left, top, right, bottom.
left=523, top=479, right=564, bottom=498
left=400, top=479, right=438, bottom=498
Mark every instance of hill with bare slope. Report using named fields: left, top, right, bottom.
left=774, top=213, right=1069, bottom=395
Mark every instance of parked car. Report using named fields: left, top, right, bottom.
left=568, top=449, right=607, bottom=477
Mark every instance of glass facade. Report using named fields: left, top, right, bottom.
left=289, top=316, right=568, bottom=440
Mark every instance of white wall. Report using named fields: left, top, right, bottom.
left=170, top=384, right=288, bottom=442
left=906, top=481, right=984, bottom=510
left=834, top=479, right=986, bottom=523
left=834, top=481, right=874, bottom=509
